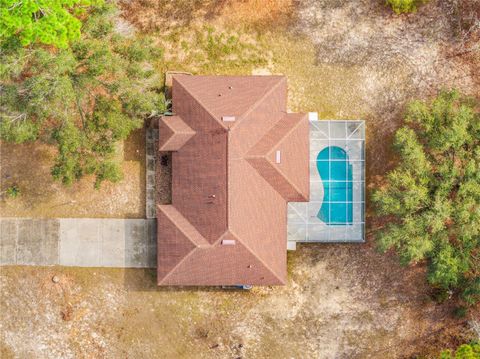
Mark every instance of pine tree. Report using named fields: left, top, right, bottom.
left=0, top=0, right=103, bottom=48
left=373, top=90, right=480, bottom=305
left=0, top=4, right=165, bottom=188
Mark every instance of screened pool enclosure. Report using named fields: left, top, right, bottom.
left=287, top=119, right=365, bottom=244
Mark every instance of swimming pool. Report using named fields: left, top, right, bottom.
left=316, top=146, right=353, bottom=225
left=287, top=119, right=365, bottom=243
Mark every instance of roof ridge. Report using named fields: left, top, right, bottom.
left=266, top=114, right=308, bottom=201
left=157, top=205, right=210, bottom=248
left=245, top=112, right=298, bottom=158
left=165, top=116, right=195, bottom=135
left=232, top=76, right=286, bottom=130
left=158, top=248, right=198, bottom=285
left=158, top=115, right=196, bottom=151
left=173, top=76, right=227, bottom=130
left=160, top=229, right=284, bottom=285
left=245, top=113, right=308, bottom=201
left=245, top=157, right=307, bottom=202
left=228, top=228, right=285, bottom=284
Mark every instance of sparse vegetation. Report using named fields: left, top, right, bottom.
left=0, top=0, right=103, bottom=48
left=386, top=0, right=426, bottom=14
left=0, top=4, right=165, bottom=188
left=158, top=25, right=267, bottom=73
left=4, top=184, right=20, bottom=198
left=373, top=90, right=480, bottom=305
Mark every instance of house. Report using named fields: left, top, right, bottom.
left=156, top=75, right=309, bottom=286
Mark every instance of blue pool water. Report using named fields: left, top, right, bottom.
left=316, top=146, right=353, bottom=225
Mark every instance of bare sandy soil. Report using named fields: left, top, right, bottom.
left=0, top=128, right=146, bottom=218
left=1, top=245, right=477, bottom=359
left=1, top=0, right=479, bottom=358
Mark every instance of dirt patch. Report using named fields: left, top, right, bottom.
left=0, top=127, right=146, bottom=218
left=1, top=246, right=477, bottom=358
left=120, top=0, right=294, bottom=32
left=292, top=0, right=479, bottom=179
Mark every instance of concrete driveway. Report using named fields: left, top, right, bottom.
left=0, top=218, right=156, bottom=268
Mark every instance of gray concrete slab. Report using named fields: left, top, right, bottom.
left=0, top=219, right=17, bottom=264
left=59, top=218, right=101, bottom=266
left=16, top=219, right=59, bottom=265
left=100, top=219, right=126, bottom=267
left=124, top=219, right=149, bottom=267
left=0, top=218, right=157, bottom=268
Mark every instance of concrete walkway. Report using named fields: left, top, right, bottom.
left=0, top=218, right=156, bottom=268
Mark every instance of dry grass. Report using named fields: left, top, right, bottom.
left=119, top=0, right=294, bottom=31
left=0, top=128, right=146, bottom=218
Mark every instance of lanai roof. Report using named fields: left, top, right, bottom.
left=157, top=75, right=309, bottom=286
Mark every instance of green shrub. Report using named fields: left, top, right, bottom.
left=386, top=0, right=426, bottom=14
left=0, top=4, right=165, bottom=188
left=373, top=90, right=480, bottom=305
left=0, top=0, right=103, bottom=48
left=440, top=342, right=480, bottom=359
left=5, top=185, right=20, bottom=198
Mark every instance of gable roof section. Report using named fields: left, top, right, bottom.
left=157, top=75, right=309, bottom=286
left=156, top=206, right=197, bottom=280
left=158, top=115, right=196, bottom=151
left=245, top=113, right=309, bottom=202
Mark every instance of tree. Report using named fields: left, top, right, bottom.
left=373, top=90, right=480, bottom=304
left=0, top=4, right=165, bottom=188
left=0, top=0, right=103, bottom=48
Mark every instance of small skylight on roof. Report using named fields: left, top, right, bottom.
left=222, top=116, right=236, bottom=122
left=222, top=239, right=236, bottom=245
left=275, top=150, right=281, bottom=164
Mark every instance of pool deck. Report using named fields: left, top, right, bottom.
left=287, top=119, right=365, bottom=245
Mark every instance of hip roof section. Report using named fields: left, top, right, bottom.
left=157, top=75, right=309, bottom=286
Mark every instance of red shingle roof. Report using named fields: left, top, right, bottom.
left=158, top=115, right=195, bottom=151
left=157, top=75, right=309, bottom=286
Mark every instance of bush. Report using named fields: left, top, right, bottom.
left=439, top=342, right=480, bottom=359
left=373, top=90, right=480, bottom=305
left=5, top=185, right=20, bottom=198
left=0, top=0, right=103, bottom=48
left=386, top=0, right=426, bottom=14
left=0, top=4, right=165, bottom=188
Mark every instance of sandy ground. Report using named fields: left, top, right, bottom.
left=0, top=128, right=146, bottom=218
left=1, top=0, right=479, bottom=357
left=1, top=245, right=478, bottom=359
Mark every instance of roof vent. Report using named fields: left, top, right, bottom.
left=222, top=116, right=236, bottom=122
left=275, top=150, right=281, bottom=164
left=222, top=239, right=236, bottom=245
